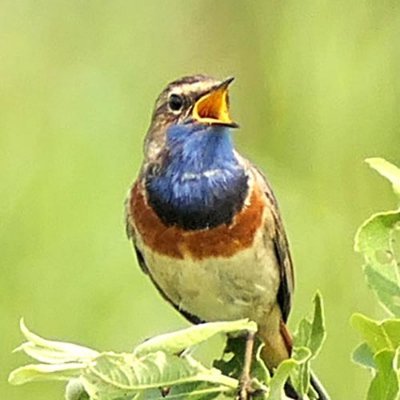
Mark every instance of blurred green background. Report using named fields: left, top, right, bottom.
left=2, top=1, right=400, bottom=398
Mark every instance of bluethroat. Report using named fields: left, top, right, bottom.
left=126, top=75, right=325, bottom=400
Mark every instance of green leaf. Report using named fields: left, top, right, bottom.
left=367, top=349, right=400, bottom=400
left=254, top=342, right=271, bottom=385
left=290, top=292, right=326, bottom=397
left=267, top=359, right=297, bottom=400
left=355, top=211, right=400, bottom=262
left=85, top=352, right=236, bottom=391
left=133, top=319, right=257, bottom=357
left=213, top=335, right=269, bottom=387
left=214, top=294, right=328, bottom=399
left=293, top=292, right=326, bottom=359
left=364, top=263, right=400, bottom=316
left=9, top=317, right=326, bottom=400
left=351, top=158, right=400, bottom=398
left=16, top=319, right=99, bottom=364
left=10, top=321, right=244, bottom=400
left=351, top=313, right=400, bottom=353
left=355, top=211, right=400, bottom=315
left=289, top=347, right=312, bottom=397
left=352, top=342, right=376, bottom=369
left=366, top=158, right=400, bottom=198
left=9, top=362, right=84, bottom=385
left=351, top=314, right=392, bottom=353
left=382, top=319, right=400, bottom=347
left=355, top=159, right=400, bottom=314
left=213, top=336, right=245, bottom=381
left=79, top=351, right=239, bottom=400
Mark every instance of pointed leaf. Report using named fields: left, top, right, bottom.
left=133, top=319, right=256, bottom=357
left=17, top=319, right=98, bottom=363
left=289, top=347, right=312, bottom=396
left=382, top=319, right=400, bottom=347
left=267, top=359, right=297, bottom=400
left=363, top=263, right=400, bottom=316
left=9, top=362, right=84, bottom=385
left=366, top=158, right=400, bottom=198
left=367, top=349, right=400, bottom=400
left=352, top=342, right=376, bottom=369
left=80, top=351, right=238, bottom=399
left=293, top=292, right=326, bottom=359
left=254, top=343, right=270, bottom=385
left=351, top=314, right=392, bottom=353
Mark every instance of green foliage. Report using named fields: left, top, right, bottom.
left=353, top=158, right=400, bottom=398
left=9, top=300, right=327, bottom=400
left=132, top=320, right=256, bottom=357
left=267, top=359, right=297, bottom=400
left=213, top=336, right=270, bottom=388
left=10, top=320, right=245, bottom=400
left=293, top=293, right=325, bottom=358
left=355, top=158, right=400, bottom=316
left=290, top=292, right=326, bottom=399
left=367, top=349, right=400, bottom=400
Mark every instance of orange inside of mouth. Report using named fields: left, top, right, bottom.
left=193, top=87, right=233, bottom=125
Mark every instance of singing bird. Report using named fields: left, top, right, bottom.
left=126, top=75, right=324, bottom=399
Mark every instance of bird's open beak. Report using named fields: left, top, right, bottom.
left=192, top=77, right=239, bottom=128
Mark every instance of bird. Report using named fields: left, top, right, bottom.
left=125, top=75, right=326, bottom=399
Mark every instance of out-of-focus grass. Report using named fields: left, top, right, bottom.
left=1, top=1, right=400, bottom=399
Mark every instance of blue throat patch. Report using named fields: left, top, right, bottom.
left=145, top=124, right=249, bottom=230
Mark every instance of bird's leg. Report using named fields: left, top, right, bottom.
left=238, top=331, right=255, bottom=400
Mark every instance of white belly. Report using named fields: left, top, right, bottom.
left=136, top=228, right=280, bottom=325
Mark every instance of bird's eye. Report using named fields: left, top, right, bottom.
left=168, top=94, right=184, bottom=112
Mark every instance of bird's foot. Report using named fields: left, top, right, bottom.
left=237, top=374, right=255, bottom=400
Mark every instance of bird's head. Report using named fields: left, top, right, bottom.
left=143, top=75, right=238, bottom=163
left=141, top=75, right=247, bottom=229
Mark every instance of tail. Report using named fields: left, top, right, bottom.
left=259, top=305, right=329, bottom=400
